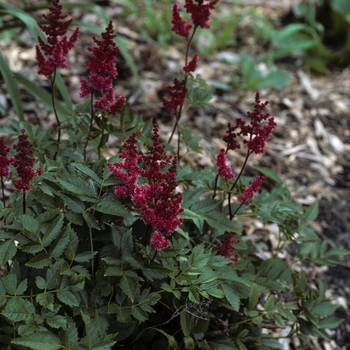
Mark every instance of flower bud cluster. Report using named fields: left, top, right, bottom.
left=0, top=131, right=40, bottom=193
left=35, top=0, right=79, bottom=77
left=171, top=0, right=219, bottom=37
left=0, top=139, right=14, bottom=178
left=215, top=148, right=235, bottom=181
left=79, top=21, right=126, bottom=115
left=215, top=232, right=240, bottom=265
left=108, top=124, right=184, bottom=250
left=36, top=0, right=125, bottom=116
left=222, top=93, right=276, bottom=154
left=13, top=130, right=40, bottom=191
left=237, top=175, right=267, bottom=206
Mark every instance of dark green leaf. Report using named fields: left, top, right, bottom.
left=324, top=247, right=350, bottom=258
left=26, top=253, right=52, bottom=269
left=2, top=272, right=17, bottom=295
left=319, top=317, right=344, bottom=329
left=58, top=177, right=92, bottom=196
left=278, top=307, right=297, bottom=322
left=62, top=194, right=85, bottom=213
left=21, top=214, right=39, bottom=234
left=36, top=293, right=54, bottom=311
left=267, top=260, right=286, bottom=280
left=35, top=276, right=46, bottom=290
left=57, top=289, right=79, bottom=307
left=203, top=211, right=239, bottom=233
left=80, top=312, right=99, bottom=347
left=191, top=198, right=220, bottom=213
left=180, top=312, right=197, bottom=337
left=248, top=283, right=259, bottom=311
left=46, top=260, right=65, bottom=289
left=93, top=200, right=133, bottom=218
left=50, top=226, right=71, bottom=259
left=16, top=279, right=27, bottom=296
left=104, top=266, right=123, bottom=277
left=64, top=230, right=79, bottom=260
left=63, top=322, right=79, bottom=348
left=120, top=275, right=139, bottom=303
left=262, top=337, right=284, bottom=348
left=74, top=251, right=97, bottom=263
left=45, top=314, right=66, bottom=329
left=20, top=241, right=44, bottom=254
left=208, top=337, right=237, bottom=349
left=72, top=162, right=102, bottom=184
left=121, top=229, right=134, bottom=259
left=142, top=266, right=174, bottom=281
left=221, top=283, right=240, bottom=311
left=312, top=302, right=339, bottom=317
left=83, top=211, right=100, bottom=229
left=181, top=188, right=204, bottom=208
left=264, top=295, right=275, bottom=312
left=42, top=215, right=64, bottom=246
left=12, top=331, right=62, bottom=350
left=111, top=305, right=132, bottom=323
left=303, top=201, right=318, bottom=224
left=180, top=126, right=203, bottom=153
left=0, top=238, right=17, bottom=265
left=274, top=314, right=285, bottom=327
left=206, top=288, right=225, bottom=298
left=1, top=298, right=35, bottom=322
left=131, top=306, right=148, bottom=322
left=181, top=208, right=204, bottom=233
left=153, top=329, right=178, bottom=349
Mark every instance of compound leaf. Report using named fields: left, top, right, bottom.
left=12, top=331, right=62, bottom=350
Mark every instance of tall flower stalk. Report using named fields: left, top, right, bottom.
left=36, top=0, right=79, bottom=158
left=0, top=139, right=14, bottom=208
left=164, top=0, right=219, bottom=148
left=12, top=130, right=40, bottom=214
left=214, top=93, right=276, bottom=219
left=80, top=21, right=126, bottom=159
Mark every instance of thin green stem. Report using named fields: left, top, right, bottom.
left=230, top=201, right=244, bottom=219
left=22, top=189, right=26, bottom=214
left=84, top=92, right=94, bottom=160
left=149, top=250, right=158, bottom=265
left=228, top=149, right=252, bottom=219
left=168, top=26, right=198, bottom=144
left=1, top=175, right=5, bottom=208
left=97, top=116, right=106, bottom=159
left=89, top=225, right=95, bottom=285
left=51, top=69, right=61, bottom=160
left=168, top=98, right=183, bottom=144
left=144, top=225, right=152, bottom=247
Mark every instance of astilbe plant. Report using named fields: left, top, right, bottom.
left=0, top=0, right=348, bottom=349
